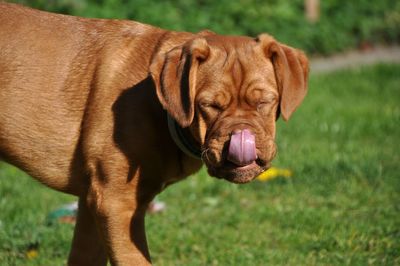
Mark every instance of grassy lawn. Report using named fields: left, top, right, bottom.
left=1, top=64, right=399, bottom=265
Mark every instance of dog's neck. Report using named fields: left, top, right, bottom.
left=167, top=114, right=202, bottom=160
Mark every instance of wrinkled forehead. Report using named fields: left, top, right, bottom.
left=199, top=36, right=277, bottom=92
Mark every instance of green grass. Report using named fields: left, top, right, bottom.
left=1, top=64, right=399, bottom=265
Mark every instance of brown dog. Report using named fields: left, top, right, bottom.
left=0, top=2, right=309, bottom=265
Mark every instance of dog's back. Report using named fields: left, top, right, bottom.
left=0, top=3, right=161, bottom=193
left=0, top=4, right=92, bottom=189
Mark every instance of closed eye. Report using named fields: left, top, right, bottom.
left=259, top=93, right=278, bottom=105
left=256, top=94, right=278, bottom=112
left=200, top=102, right=223, bottom=111
left=246, top=88, right=278, bottom=107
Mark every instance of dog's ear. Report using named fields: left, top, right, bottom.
left=150, top=38, right=210, bottom=127
left=257, top=34, right=309, bottom=121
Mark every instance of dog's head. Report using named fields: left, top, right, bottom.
left=150, top=33, right=309, bottom=183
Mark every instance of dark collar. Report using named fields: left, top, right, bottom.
left=167, top=114, right=202, bottom=160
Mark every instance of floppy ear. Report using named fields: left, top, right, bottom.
left=257, top=34, right=309, bottom=121
left=150, top=38, right=210, bottom=127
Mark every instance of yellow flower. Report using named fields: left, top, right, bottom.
left=26, top=249, right=38, bottom=259
left=256, top=167, right=293, bottom=182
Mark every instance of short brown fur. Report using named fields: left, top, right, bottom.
left=0, top=3, right=309, bottom=265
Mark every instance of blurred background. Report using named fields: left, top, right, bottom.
left=10, top=0, right=400, bottom=55
left=0, top=1, right=399, bottom=265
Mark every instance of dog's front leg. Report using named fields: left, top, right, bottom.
left=86, top=158, right=153, bottom=266
left=68, top=198, right=108, bottom=266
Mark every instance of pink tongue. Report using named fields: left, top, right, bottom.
left=227, top=129, right=257, bottom=166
